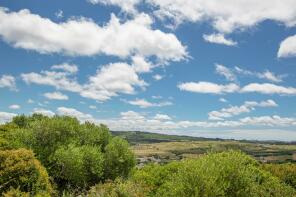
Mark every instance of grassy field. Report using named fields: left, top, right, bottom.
left=112, top=131, right=296, bottom=165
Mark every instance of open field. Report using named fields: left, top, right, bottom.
left=111, top=131, right=296, bottom=165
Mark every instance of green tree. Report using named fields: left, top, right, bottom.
left=104, top=137, right=136, bottom=180
left=52, top=144, right=104, bottom=188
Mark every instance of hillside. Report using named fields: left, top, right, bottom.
left=111, top=131, right=296, bottom=165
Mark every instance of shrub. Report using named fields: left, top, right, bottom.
left=0, top=148, right=53, bottom=196
left=104, top=137, right=136, bottom=180
left=52, top=144, right=104, bottom=187
left=262, top=163, right=296, bottom=189
left=132, top=151, right=296, bottom=197
left=87, top=179, right=148, bottom=197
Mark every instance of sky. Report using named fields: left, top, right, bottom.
left=1, top=0, right=296, bottom=141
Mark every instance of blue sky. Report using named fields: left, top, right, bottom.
left=1, top=0, right=296, bottom=141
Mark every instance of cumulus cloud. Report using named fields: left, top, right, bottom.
left=91, top=110, right=296, bottom=133
left=203, top=33, right=237, bottom=46
left=147, top=0, right=296, bottom=33
left=125, top=98, right=173, bottom=108
left=241, top=83, right=296, bottom=95
left=208, top=99, right=277, bottom=120
left=22, top=62, right=147, bottom=102
left=131, top=55, right=153, bottom=73
left=0, top=8, right=187, bottom=63
left=51, top=63, right=78, bottom=74
left=44, top=91, right=69, bottom=100
left=81, top=62, right=147, bottom=101
left=56, top=107, right=94, bottom=122
left=0, top=111, right=16, bottom=124
left=178, top=82, right=239, bottom=94
left=9, top=104, right=20, bottom=110
left=278, top=34, right=296, bottom=58
left=21, top=71, right=82, bottom=92
left=0, top=75, right=17, bottom=90
left=178, top=79, right=296, bottom=96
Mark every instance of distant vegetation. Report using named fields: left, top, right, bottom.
left=0, top=114, right=295, bottom=196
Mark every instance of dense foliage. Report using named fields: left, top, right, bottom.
left=0, top=114, right=135, bottom=195
left=91, top=151, right=296, bottom=197
left=0, top=148, right=53, bottom=196
left=0, top=114, right=295, bottom=196
left=262, top=163, right=296, bottom=189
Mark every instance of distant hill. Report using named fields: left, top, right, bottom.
left=111, top=131, right=226, bottom=145
left=111, top=131, right=296, bottom=145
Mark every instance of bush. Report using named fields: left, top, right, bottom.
left=0, top=148, right=53, bottom=196
left=52, top=144, right=104, bottom=187
left=262, top=163, right=296, bottom=189
left=87, top=179, right=148, bottom=197
left=132, top=151, right=296, bottom=197
left=104, top=137, right=136, bottom=180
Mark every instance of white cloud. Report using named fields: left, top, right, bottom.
left=56, top=107, right=94, bottom=122
left=215, top=64, right=236, bottom=81
left=219, top=98, right=228, bottom=103
left=148, top=0, right=296, bottom=33
left=0, top=75, right=17, bottom=90
left=239, top=115, right=296, bottom=127
left=0, top=8, right=187, bottom=62
left=87, top=0, right=140, bottom=14
left=44, top=91, right=69, bottom=100
left=93, top=111, right=296, bottom=133
left=131, top=55, right=153, bottom=73
left=51, top=63, right=78, bottom=74
left=81, top=62, right=147, bottom=101
left=154, top=113, right=172, bottom=120
left=153, top=74, right=163, bottom=81
left=178, top=81, right=239, bottom=94
left=21, top=70, right=82, bottom=92
left=208, top=99, right=277, bottom=120
left=178, top=79, right=296, bottom=96
left=22, top=62, right=148, bottom=102
left=278, top=34, right=296, bottom=58
left=241, top=83, right=296, bottom=95
left=33, top=108, right=55, bottom=117
left=125, top=98, right=173, bottom=108
left=0, top=111, right=16, bottom=124
left=120, top=110, right=145, bottom=120
left=9, top=104, right=20, bottom=110
left=235, top=66, right=283, bottom=83
left=203, top=33, right=237, bottom=46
